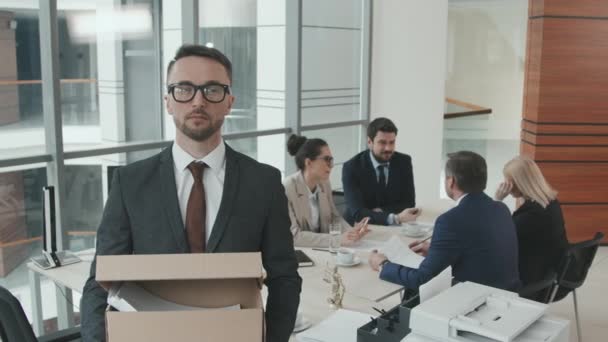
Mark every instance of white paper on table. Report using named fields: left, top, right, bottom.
left=348, top=239, right=387, bottom=252
left=419, top=266, right=452, bottom=302
left=379, top=236, right=424, bottom=269
left=296, top=309, right=370, bottom=342
left=108, top=282, right=241, bottom=312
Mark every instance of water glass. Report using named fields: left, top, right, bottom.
left=329, top=222, right=341, bottom=253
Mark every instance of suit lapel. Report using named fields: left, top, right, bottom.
left=206, top=144, right=239, bottom=252
left=317, top=184, right=331, bottom=232
left=294, top=174, right=313, bottom=231
left=159, top=146, right=188, bottom=252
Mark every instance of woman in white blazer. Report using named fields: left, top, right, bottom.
left=284, top=134, right=369, bottom=247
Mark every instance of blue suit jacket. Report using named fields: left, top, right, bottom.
left=381, top=192, right=521, bottom=291
left=342, top=150, right=415, bottom=225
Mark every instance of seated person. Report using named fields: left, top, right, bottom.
left=342, top=117, right=419, bottom=226
left=495, top=156, right=568, bottom=299
left=284, top=134, right=370, bottom=247
left=369, top=151, right=521, bottom=291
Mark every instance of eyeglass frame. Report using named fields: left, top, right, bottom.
left=314, top=155, right=334, bottom=167
left=167, top=82, right=232, bottom=103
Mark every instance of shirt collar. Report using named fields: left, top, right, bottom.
left=455, top=193, right=468, bottom=206
left=172, top=140, right=226, bottom=174
left=297, top=171, right=321, bottom=198
left=369, top=150, right=389, bottom=170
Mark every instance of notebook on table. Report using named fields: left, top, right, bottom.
left=295, top=250, right=314, bottom=267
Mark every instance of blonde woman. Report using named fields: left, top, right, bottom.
left=495, top=156, right=568, bottom=295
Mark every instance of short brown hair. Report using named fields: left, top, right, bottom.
left=367, top=117, right=398, bottom=140
left=166, top=44, right=232, bottom=82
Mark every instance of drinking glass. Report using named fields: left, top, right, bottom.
left=329, top=222, right=341, bottom=253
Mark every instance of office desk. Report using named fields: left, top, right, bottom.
left=26, top=225, right=431, bottom=339
left=27, top=249, right=95, bottom=336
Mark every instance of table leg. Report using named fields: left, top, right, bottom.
left=28, top=269, right=44, bottom=336
left=55, top=285, right=75, bottom=329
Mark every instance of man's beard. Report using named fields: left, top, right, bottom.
left=372, top=151, right=393, bottom=163
left=176, top=110, right=224, bottom=142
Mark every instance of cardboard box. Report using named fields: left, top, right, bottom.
left=96, top=252, right=264, bottom=342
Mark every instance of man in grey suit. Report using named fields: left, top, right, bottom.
left=80, top=44, right=302, bottom=342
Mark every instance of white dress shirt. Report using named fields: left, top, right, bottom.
left=172, top=141, right=226, bottom=243
left=455, top=193, right=468, bottom=206
left=304, top=179, right=321, bottom=232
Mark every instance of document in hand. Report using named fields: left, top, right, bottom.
left=379, top=236, right=424, bottom=268
left=296, top=309, right=370, bottom=342
left=379, top=236, right=452, bottom=302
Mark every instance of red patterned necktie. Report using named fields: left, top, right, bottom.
left=186, top=162, right=206, bottom=253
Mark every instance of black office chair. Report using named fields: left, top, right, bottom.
left=518, top=272, right=557, bottom=303
left=547, top=232, right=604, bottom=342
left=0, top=286, right=81, bottom=342
left=332, top=190, right=348, bottom=218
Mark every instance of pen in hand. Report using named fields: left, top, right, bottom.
left=410, top=235, right=432, bottom=248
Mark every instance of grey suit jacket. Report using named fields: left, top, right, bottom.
left=283, top=172, right=350, bottom=248
left=80, top=143, right=301, bottom=342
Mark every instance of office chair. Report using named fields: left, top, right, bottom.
left=547, top=232, right=604, bottom=342
left=0, top=286, right=81, bottom=342
left=332, top=190, right=348, bottom=218
left=518, top=272, right=557, bottom=303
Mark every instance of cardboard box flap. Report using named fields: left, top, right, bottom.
left=106, top=309, right=263, bottom=342
left=96, top=252, right=262, bottom=281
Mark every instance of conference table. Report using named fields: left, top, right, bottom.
left=27, top=201, right=452, bottom=339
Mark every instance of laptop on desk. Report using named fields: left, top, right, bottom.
left=31, top=186, right=80, bottom=270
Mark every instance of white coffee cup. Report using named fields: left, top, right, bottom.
left=337, top=248, right=355, bottom=264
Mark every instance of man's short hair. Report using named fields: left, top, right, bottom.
left=445, top=151, right=487, bottom=193
left=166, top=44, right=233, bottom=82
left=367, top=117, right=398, bottom=140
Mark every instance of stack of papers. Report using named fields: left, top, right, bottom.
left=379, top=236, right=424, bottom=268
left=108, top=282, right=240, bottom=312
left=379, top=236, right=452, bottom=302
left=296, top=309, right=370, bottom=342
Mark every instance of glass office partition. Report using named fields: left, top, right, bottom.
left=0, top=6, right=46, bottom=158
left=301, top=0, right=363, bottom=126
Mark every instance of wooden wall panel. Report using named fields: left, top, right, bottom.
left=530, top=0, right=608, bottom=18
left=522, top=132, right=608, bottom=145
left=535, top=18, right=608, bottom=123
left=524, top=2, right=608, bottom=243
left=538, top=163, right=608, bottom=203
left=522, top=20, right=542, bottom=123
left=522, top=120, right=608, bottom=135
left=562, top=205, right=608, bottom=243
left=522, top=143, right=608, bottom=162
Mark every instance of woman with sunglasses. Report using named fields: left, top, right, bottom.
left=284, top=134, right=370, bottom=247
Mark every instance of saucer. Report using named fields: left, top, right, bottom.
left=293, top=316, right=312, bottom=333
left=335, top=255, right=361, bottom=267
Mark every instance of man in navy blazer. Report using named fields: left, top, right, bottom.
left=369, top=151, right=521, bottom=291
left=342, top=118, right=419, bottom=225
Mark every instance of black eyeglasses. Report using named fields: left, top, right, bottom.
left=167, top=82, right=231, bottom=103
left=315, top=155, right=334, bottom=167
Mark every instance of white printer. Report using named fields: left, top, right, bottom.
left=402, top=282, right=569, bottom=342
